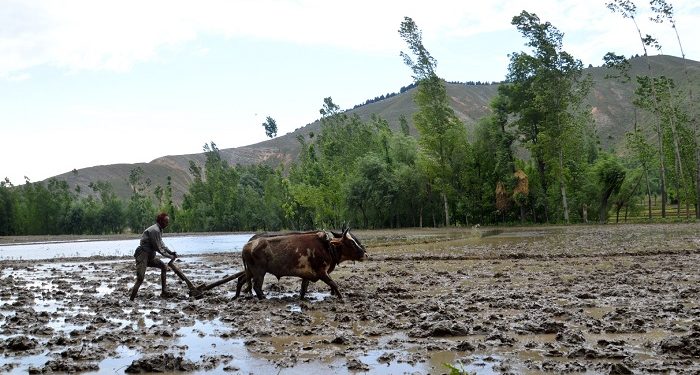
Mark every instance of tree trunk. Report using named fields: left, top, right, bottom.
left=442, top=192, right=449, bottom=227
left=676, top=185, right=681, bottom=218
left=669, top=113, right=685, bottom=218
left=561, top=184, right=570, bottom=224
left=559, top=149, right=569, bottom=224
left=625, top=173, right=643, bottom=223
left=536, top=158, right=549, bottom=223
left=644, top=168, right=652, bottom=219
left=655, top=121, right=668, bottom=218
left=634, top=21, right=667, bottom=219
left=599, top=197, right=609, bottom=224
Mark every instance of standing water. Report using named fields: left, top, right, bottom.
left=0, top=233, right=253, bottom=260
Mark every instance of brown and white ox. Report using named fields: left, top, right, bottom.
left=235, top=228, right=367, bottom=300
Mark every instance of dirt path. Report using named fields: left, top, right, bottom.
left=1, top=224, right=699, bottom=374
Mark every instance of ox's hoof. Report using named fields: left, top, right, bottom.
left=160, top=291, right=176, bottom=299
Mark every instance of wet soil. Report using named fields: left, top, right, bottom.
left=1, top=224, right=699, bottom=374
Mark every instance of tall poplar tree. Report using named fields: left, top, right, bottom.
left=398, top=16, right=468, bottom=226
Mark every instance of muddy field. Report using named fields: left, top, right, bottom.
left=1, top=224, right=699, bottom=374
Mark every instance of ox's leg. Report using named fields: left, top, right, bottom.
left=299, top=279, right=309, bottom=299
left=244, top=277, right=252, bottom=294
left=234, top=273, right=248, bottom=299
left=318, top=273, right=342, bottom=301
left=252, top=273, right=266, bottom=300
left=235, top=271, right=255, bottom=298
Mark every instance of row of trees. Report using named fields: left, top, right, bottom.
left=395, top=13, right=632, bottom=226
left=1, top=2, right=696, bottom=235
left=0, top=169, right=175, bottom=236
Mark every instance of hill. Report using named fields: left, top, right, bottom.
left=48, top=55, right=700, bottom=203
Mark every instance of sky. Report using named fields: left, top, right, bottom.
left=2, top=0, right=699, bottom=185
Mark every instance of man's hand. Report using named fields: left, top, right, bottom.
left=171, top=252, right=178, bottom=260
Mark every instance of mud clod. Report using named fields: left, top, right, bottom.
left=124, top=353, right=198, bottom=373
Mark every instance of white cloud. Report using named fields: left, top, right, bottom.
left=1, top=0, right=698, bottom=79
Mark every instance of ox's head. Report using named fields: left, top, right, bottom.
left=330, top=227, right=368, bottom=262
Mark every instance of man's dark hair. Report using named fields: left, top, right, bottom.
left=156, top=212, right=169, bottom=227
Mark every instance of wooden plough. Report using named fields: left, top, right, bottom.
left=168, top=258, right=244, bottom=298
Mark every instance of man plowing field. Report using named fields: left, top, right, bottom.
left=129, top=213, right=178, bottom=301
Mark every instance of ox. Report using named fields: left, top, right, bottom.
left=235, top=230, right=342, bottom=294
left=235, top=228, right=367, bottom=300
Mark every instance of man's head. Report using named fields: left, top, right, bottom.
left=156, top=213, right=170, bottom=229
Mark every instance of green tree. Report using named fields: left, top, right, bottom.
left=262, top=116, right=278, bottom=138
left=88, top=181, right=126, bottom=234
left=626, top=128, right=657, bottom=218
left=347, top=154, right=398, bottom=228
left=472, top=110, right=516, bottom=223
left=594, top=154, right=627, bottom=223
left=178, top=142, right=291, bottom=232
left=0, top=178, right=16, bottom=235
left=162, top=176, right=179, bottom=230
left=45, top=178, right=74, bottom=234
left=127, top=166, right=151, bottom=199
left=289, top=98, right=381, bottom=228
left=501, top=11, right=593, bottom=224
left=399, top=114, right=410, bottom=136
left=399, top=16, right=468, bottom=226
left=125, top=167, right=157, bottom=231
left=64, top=201, right=87, bottom=234
left=612, top=167, right=644, bottom=222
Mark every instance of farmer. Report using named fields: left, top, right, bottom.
left=129, top=212, right=178, bottom=301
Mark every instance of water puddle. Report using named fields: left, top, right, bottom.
left=0, top=234, right=252, bottom=260
left=0, top=350, right=52, bottom=374
left=582, top=306, right=617, bottom=320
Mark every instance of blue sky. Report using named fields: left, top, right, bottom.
left=2, top=0, right=699, bottom=184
